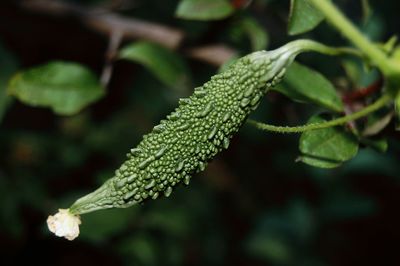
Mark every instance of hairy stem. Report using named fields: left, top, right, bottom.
left=247, top=94, right=392, bottom=133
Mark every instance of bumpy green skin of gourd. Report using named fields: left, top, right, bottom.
left=69, top=44, right=300, bottom=215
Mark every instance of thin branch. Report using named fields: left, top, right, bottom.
left=19, top=0, right=184, bottom=49
left=101, top=29, right=123, bottom=87
left=186, top=44, right=238, bottom=66
left=247, top=94, right=392, bottom=134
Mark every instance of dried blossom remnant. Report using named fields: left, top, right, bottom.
left=47, top=209, right=81, bottom=241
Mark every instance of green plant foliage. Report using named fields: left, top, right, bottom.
left=235, top=17, right=269, bottom=51
left=321, top=193, right=377, bottom=220
left=273, top=61, right=344, bottom=112
left=175, top=0, right=234, bottom=20
left=247, top=235, right=292, bottom=263
left=288, top=0, right=324, bottom=35
left=299, top=114, right=359, bottom=168
left=0, top=174, right=24, bottom=237
left=118, top=41, right=189, bottom=91
left=246, top=200, right=315, bottom=264
left=362, top=111, right=393, bottom=136
left=2, top=0, right=400, bottom=264
left=396, top=92, right=400, bottom=125
left=7, top=61, right=104, bottom=115
left=361, top=0, right=372, bottom=23
left=117, top=233, right=159, bottom=265
left=360, top=137, right=388, bottom=153
left=79, top=208, right=138, bottom=243
left=0, top=41, right=18, bottom=122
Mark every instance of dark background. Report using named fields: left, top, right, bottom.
left=0, top=0, right=400, bottom=265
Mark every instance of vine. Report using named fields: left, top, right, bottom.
left=247, top=0, right=399, bottom=135
left=247, top=94, right=391, bottom=133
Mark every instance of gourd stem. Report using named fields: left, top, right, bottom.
left=283, top=39, right=362, bottom=58
left=247, top=94, right=391, bottom=134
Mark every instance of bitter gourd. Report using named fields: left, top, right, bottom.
left=47, top=40, right=318, bottom=240
left=48, top=40, right=315, bottom=240
left=66, top=41, right=307, bottom=215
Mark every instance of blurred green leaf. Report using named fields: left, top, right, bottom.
left=0, top=41, right=18, bottom=122
left=341, top=59, right=361, bottom=86
left=299, top=114, right=359, bottom=168
left=80, top=208, right=138, bottom=243
left=322, top=194, right=377, bottom=220
left=0, top=87, right=11, bottom=122
left=288, top=0, right=324, bottom=35
left=362, top=111, right=393, bottom=136
left=247, top=236, right=292, bottom=263
left=360, top=12, right=385, bottom=41
left=361, top=0, right=372, bottom=23
left=340, top=148, right=400, bottom=177
left=119, top=41, right=189, bottom=91
left=341, top=58, right=380, bottom=88
left=286, top=200, right=315, bottom=243
left=7, top=61, right=104, bottom=115
left=360, top=137, right=388, bottom=153
left=118, top=233, right=158, bottom=265
left=239, top=17, right=269, bottom=51
left=246, top=200, right=317, bottom=264
left=395, top=92, right=400, bottom=128
left=273, top=62, right=344, bottom=112
left=144, top=207, right=192, bottom=236
left=0, top=174, right=23, bottom=237
left=175, top=0, right=234, bottom=20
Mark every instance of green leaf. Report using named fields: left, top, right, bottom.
left=299, top=114, right=359, bottom=168
left=0, top=41, right=18, bottom=122
left=245, top=201, right=314, bottom=263
left=79, top=208, right=138, bottom=243
left=119, top=41, right=188, bottom=90
left=239, top=17, right=269, bottom=51
left=144, top=207, right=192, bottom=236
left=395, top=92, right=400, bottom=130
left=273, top=62, right=344, bottom=112
left=117, top=234, right=158, bottom=265
left=247, top=236, right=292, bottom=263
left=361, top=0, right=372, bottom=23
left=362, top=111, right=393, bottom=136
left=322, top=194, right=377, bottom=220
left=341, top=58, right=380, bottom=87
left=360, top=137, right=388, bottom=153
left=7, top=61, right=104, bottom=115
left=175, top=0, right=234, bottom=21
left=341, top=59, right=361, bottom=86
left=288, top=0, right=324, bottom=35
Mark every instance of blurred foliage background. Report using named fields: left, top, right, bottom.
left=1, top=0, right=400, bottom=265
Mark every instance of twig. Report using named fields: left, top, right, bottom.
left=19, top=0, right=184, bottom=49
left=98, top=0, right=137, bottom=12
left=247, top=94, right=392, bottom=133
left=186, top=44, right=237, bottom=66
left=101, top=29, right=123, bottom=87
